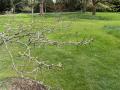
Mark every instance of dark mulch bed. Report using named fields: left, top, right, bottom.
left=0, top=77, right=47, bottom=90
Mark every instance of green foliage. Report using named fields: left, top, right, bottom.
left=0, top=0, right=120, bottom=13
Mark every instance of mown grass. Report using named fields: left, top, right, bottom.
left=0, top=12, right=120, bottom=90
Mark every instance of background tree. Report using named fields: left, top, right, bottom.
left=0, top=0, right=11, bottom=13
left=39, top=0, right=45, bottom=15
left=0, top=0, right=120, bottom=14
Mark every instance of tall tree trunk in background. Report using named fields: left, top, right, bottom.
left=44, top=2, right=46, bottom=13
left=39, top=0, right=45, bottom=15
left=31, top=0, right=35, bottom=23
left=92, top=0, right=97, bottom=15
left=10, top=0, right=15, bottom=13
left=82, top=0, right=87, bottom=13
left=44, top=0, right=47, bottom=13
left=31, top=5, right=34, bottom=23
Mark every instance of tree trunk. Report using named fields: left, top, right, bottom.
left=45, top=2, right=46, bottom=13
left=92, top=0, right=96, bottom=15
left=92, top=5, right=96, bottom=15
left=39, top=0, right=45, bottom=15
left=31, top=5, right=34, bottom=23
left=82, top=0, right=87, bottom=13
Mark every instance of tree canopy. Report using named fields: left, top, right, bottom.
left=0, top=0, right=119, bottom=13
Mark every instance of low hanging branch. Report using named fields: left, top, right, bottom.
left=0, top=23, right=93, bottom=89
left=0, top=24, right=93, bottom=47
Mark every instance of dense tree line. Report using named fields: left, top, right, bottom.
left=0, top=0, right=11, bottom=12
left=0, top=0, right=120, bottom=14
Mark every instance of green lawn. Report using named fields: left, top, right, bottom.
left=0, top=12, right=120, bottom=90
